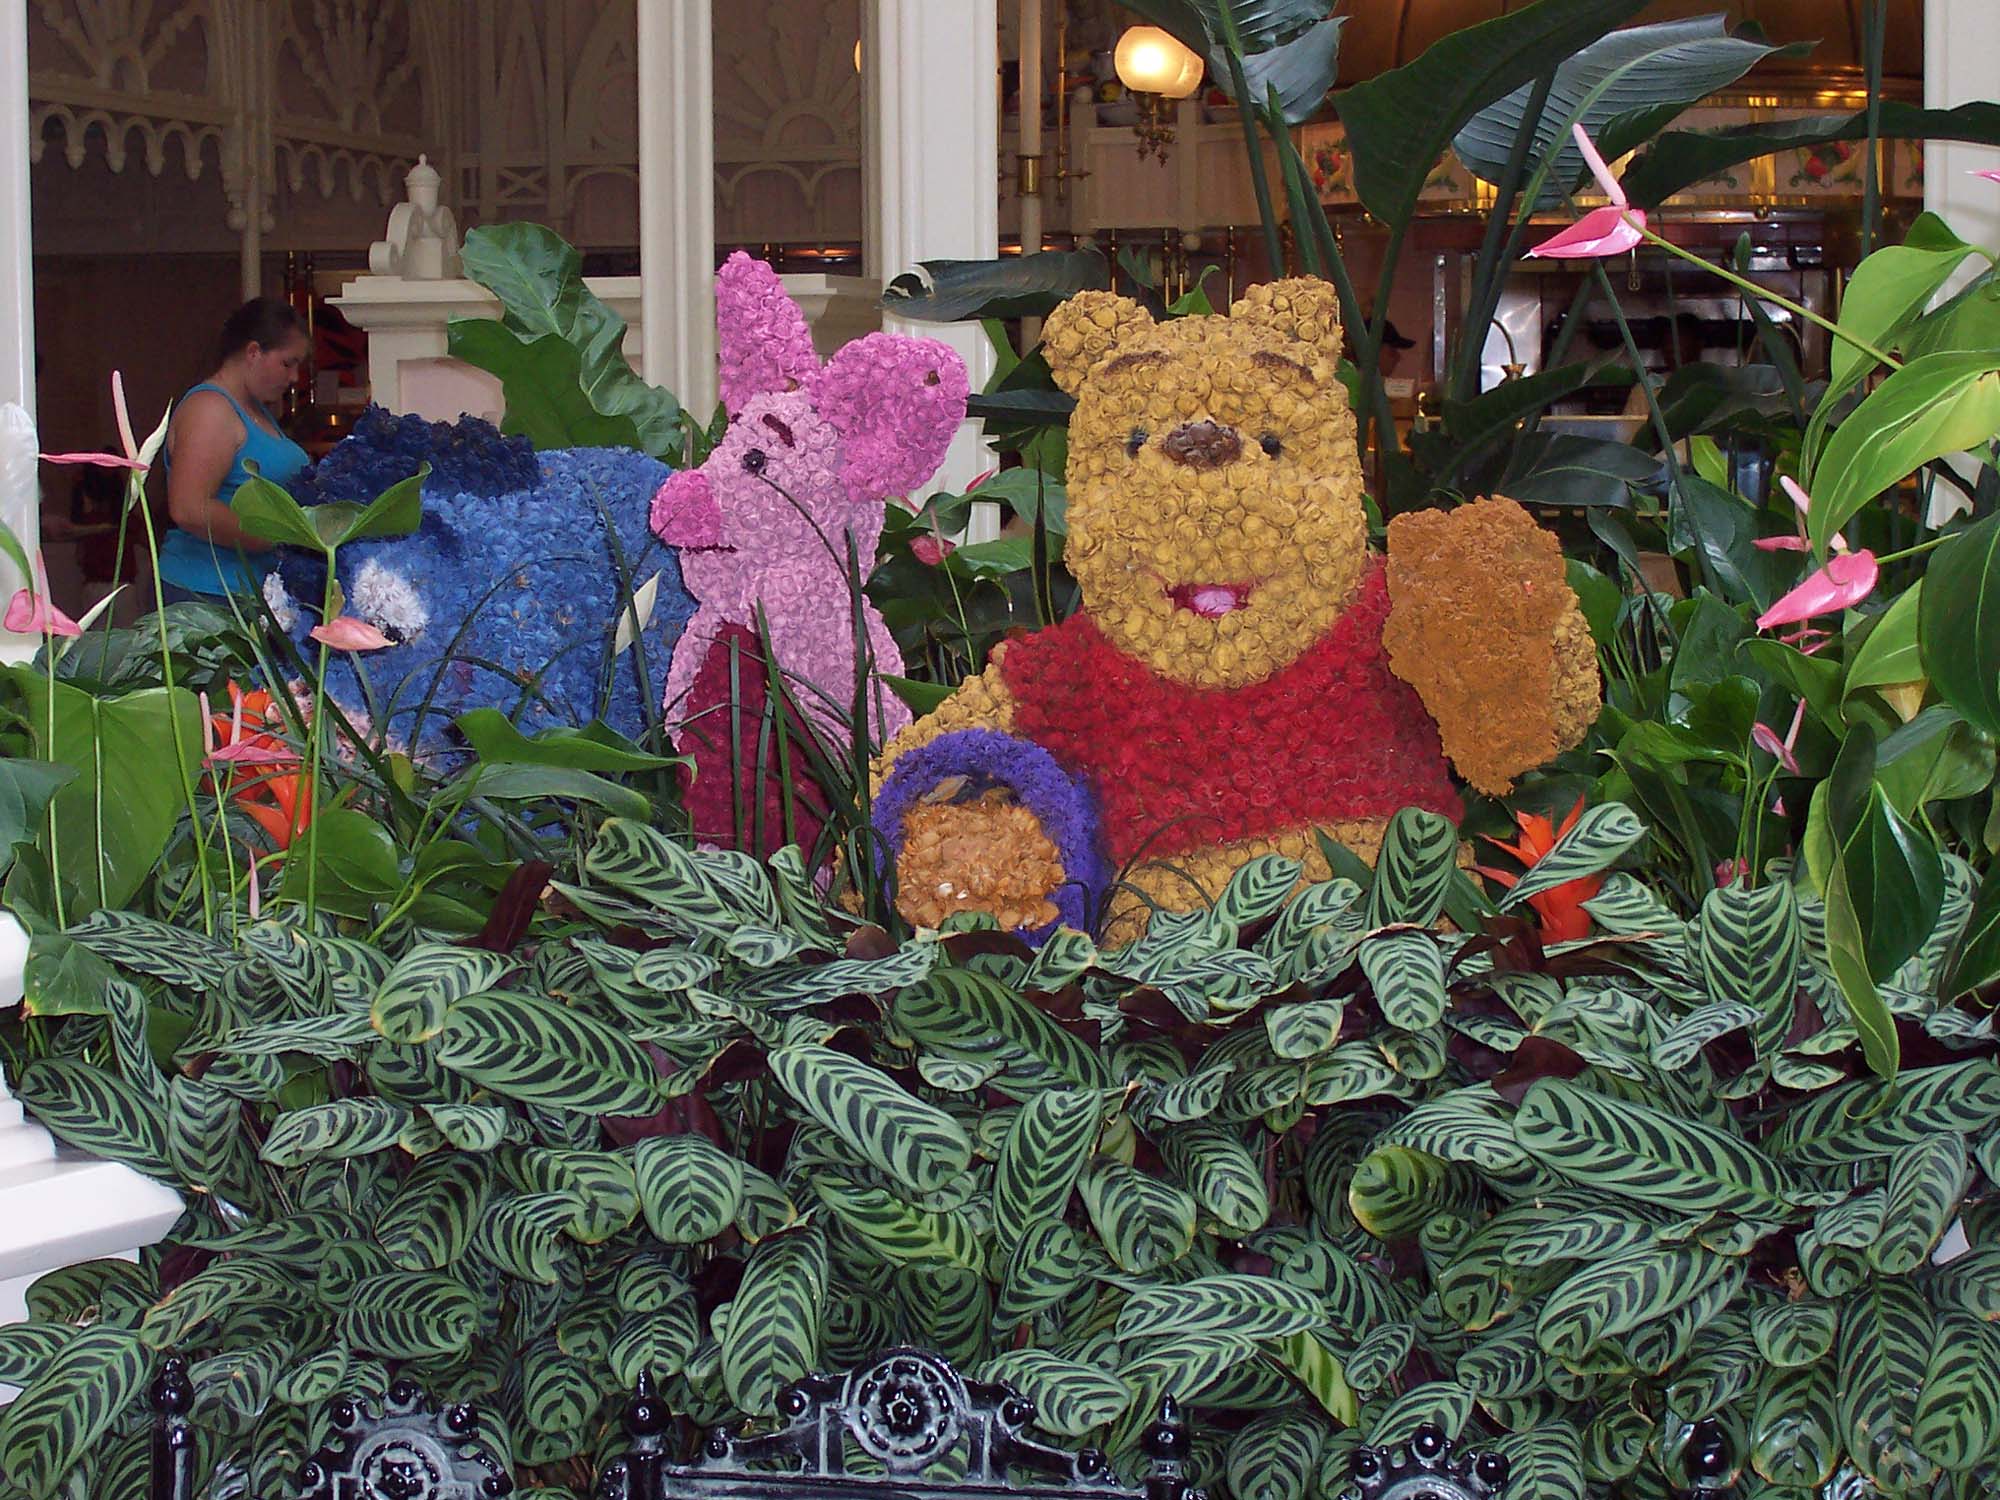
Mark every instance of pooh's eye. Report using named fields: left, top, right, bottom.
left=742, top=448, right=768, bottom=475
left=1260, top=434, right=1283, bottom=459
left=1125, top=429, right=1148, bottom=458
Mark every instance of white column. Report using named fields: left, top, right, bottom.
left=0, top=3, right=31, bottom=417
left=866, top=0, right=1001, bottom=529
left=1925, top=0, right=2000, bottom=254
left=637, top=0, right=718, bottom=423
left=0, top=2, right=38, bottom=658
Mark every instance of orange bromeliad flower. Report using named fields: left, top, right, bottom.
left=235, top=770, right=314, bottom=850
left=204, top=682, right=311, bottom=849
left=1476, top=796, right=1602, bottom=944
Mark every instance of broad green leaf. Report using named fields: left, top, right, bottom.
left=1266, top=996, right=1345, bottom=1060
left=258, top=1099, right=408, bottom=1167
left=882, top=250, right=1111, bottom=323
left=1346, top=1324, right=1415, bottom=1394
left=1, top=673, right=202, bottom=916
left=1536, top=1246, right=1740, bottom=1361
left=1227, top=1407, right=1329, bottom=1500
left=454, top=223, right=686, bottom=457
left=1751, top=1297, right=1839, bottom=1369
left=1515, top=1079, right=1809, bottom=1217
left=1773, top=1061, right=2000, bottom=1168
left=895, top=968, right=1107, bottom=1091
left=1914, top=1313, right=2000, bottom=1472
left=1370, top=1381, right=1475, bottom=1445
left=1366, top=808, right=1459, bottom=928
left=768, top=1044, right=972, bottom=1192
left=634, top=1135, right=745, bottom=1245
left=1692, top=880, right=1802, bottom=1056
left=1358, top=931, right=1447, bottom=1031
left=376, top=1154, right=490, bottom=1271
left=1454, top=16, right=1781, bottom=209
left=341, top=1272, right=479, bottom=1360
left=1334, top=0, right=1646, bottom=230
left=1942, top=857, right=2000, bottom=1001
left=1349, top=1145, right=1467, bottom=1240
left=608, top=1300, right=701, bottom=1385
left=0, top=1327, right=150, bottom=1500
left=1158, top=1123, right=1270, bottom=1234
left=995, top=1219, right=1091, bottom=1326
left=1079, top=1159, right=1198, bottom=1274
left=1826, top=726, right=1944, bottom=985
left=470, top=1191, right=575, bottom=1285
left=977, top=1351, right=1132, bottom=1437
left=812, top=1177, right=986, bottom=1269
left=1921, top=508, right=2000, bottom=739
left=1116, top=1276, right=1326, bottom=1341
left=721, top=1226, right=827, bottom=1415
left=1838, top=1277, right=1939, bottom=1493
left=436, top=990, right=665, bottom=1115
left=1869, top=1134, right=1969, bottom=1274
left=15, top=1059, right=171, bottom=1179
left=1828, top=215, right=1984, bottom=400
left=1488, top=1423, right=1587, bottom=1500
left=521, top=1339, right=598, bottom=1434
left=1751, top=1360, right=1841, bottom=1490
left=993, top=1089, right=1101, bottom=1254
left=372, top=952, right=516, bottom=1048
left=1809, top=352, right=2000, bottom=553
left=451, top=761, right=651, bottom=822
left=1275, top=1329, right=1359, bottom=1424
left=63, top=908, right=229, bottom=991
left=0, top=1326, right=74, bottom=1387
left=453, top=709, right=676, bottom=772
left=230, top=473, right=329, bottom=550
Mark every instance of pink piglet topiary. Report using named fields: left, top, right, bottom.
left=653, top=250, right=969, bottom=854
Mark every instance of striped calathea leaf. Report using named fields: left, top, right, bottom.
left=4, top=802, right=1993, bottom=1498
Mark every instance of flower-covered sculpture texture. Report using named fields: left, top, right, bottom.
left=651, top=251, right=969, bottom=855
left=268, top=410, right=694, bottom=753
left=872, top=279, right=1601, bottom=943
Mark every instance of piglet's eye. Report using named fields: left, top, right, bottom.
left=1260, top=434, right=1282, bottom=458
left=742, top=449, right=768, bottom=475
left=1125, top=429, right=1148, bottom=457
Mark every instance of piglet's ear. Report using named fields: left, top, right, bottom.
left=715, top=251, right=820, bottom=417
left=816, top=333, right=970, bottom=503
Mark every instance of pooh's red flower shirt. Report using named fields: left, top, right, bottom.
left=1000, top=560, right=1462, bottom=863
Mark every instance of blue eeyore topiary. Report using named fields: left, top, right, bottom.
left=266, top=408, right=695, bottom=753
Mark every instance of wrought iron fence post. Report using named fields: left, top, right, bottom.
left=596, top=1369, right=670, bottom=1500
left=147, top=1355, right=196, bottom=1500
left=1140, top=1395, right=1195, bottom=1500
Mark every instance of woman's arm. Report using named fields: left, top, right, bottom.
left=165, top=393, right=274, bottom=553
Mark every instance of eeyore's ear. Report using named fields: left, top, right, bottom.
left=816, top=333, right=970, bottom=503
left=715, top=251, right=821, bottom=418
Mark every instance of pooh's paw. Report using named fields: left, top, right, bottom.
left=894, top=787, right=1069, bottom=934
left=1382, top=496, right=1601, bottom=796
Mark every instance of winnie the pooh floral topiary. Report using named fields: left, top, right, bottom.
left=871, top=278, right=1599, bottom=943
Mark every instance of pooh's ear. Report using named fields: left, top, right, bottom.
left=1042, top=290, right=1156, bottom=395
left=1230, top=278, right=1344, bottom=367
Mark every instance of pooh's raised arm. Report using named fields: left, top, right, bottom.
left=1380, top=496, right=1601, bottom=797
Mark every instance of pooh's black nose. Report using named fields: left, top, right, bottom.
left=1161, top=421, right=1241, bottom=469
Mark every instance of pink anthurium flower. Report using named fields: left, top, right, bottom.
left=1754, top=476, right=1879, bottom=630
left=1752, top=697, right=1807, bottom=774
left=38, top=450, right=148, bottom=472
left=310, top=616, right=392, bottom=651
left=1530, top=124, right=1648, bottom=260
left=4, top=554, right=82, bottom=639
left=912, top=531, right=956, bottom=566
left=1757, top=550, right=1880, bottom=630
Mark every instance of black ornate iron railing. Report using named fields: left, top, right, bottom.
left=145, top=1345, right=1506, bottom=1500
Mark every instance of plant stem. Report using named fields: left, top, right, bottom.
left=129, top=475, right=216, bottom=935
left=1215, top=0, right=1285, bottom=272
left=1872, top=534, right=1951, bottom=566
left=305, top=546, right=335, bottom=923
left=1454, top=70, right=1557, bottom=404
left=1632, top=220, right=1903, bottom=373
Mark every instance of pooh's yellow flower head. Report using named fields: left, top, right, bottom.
left=1041, top=279, right=1371, bottom=690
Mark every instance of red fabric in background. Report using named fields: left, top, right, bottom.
left=1001, top=560, right=1462, bottom=862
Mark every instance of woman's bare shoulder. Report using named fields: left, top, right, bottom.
left=171, top=389, right=246, bottom=446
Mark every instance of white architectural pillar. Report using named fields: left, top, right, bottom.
left=1925, top=0, right=2000, bottom=255
left=866, top=0, right=1001, bottom=523
left=0, top=3, right=31, bottom=417
left=637, top=0, right=718, bottom=423
left=0, top=2, right=38, bottom=657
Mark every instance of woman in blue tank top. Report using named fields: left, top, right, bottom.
left=158, top=298, right=312, bottom=603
